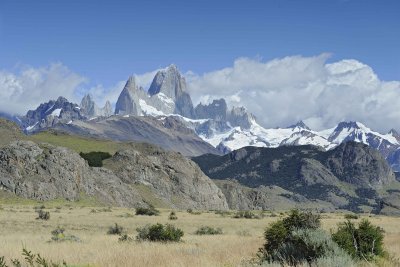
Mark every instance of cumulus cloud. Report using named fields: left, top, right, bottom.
left=0, top=63, right=86, bottom=115
left=1, top=56, right=399, bottom=133
left=186, top=54, right=400, bottom=132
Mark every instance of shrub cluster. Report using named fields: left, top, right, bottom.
left=135, top=205, right=160, bottom=216
left=79, top=151, right=112, bottom=167
left=107, top=223, right=124, bottom=235
left=136, top=223, right=184, bottom=242
left=50, top=226, right=81, bottom=242
left=332, top=219, right=385, bottom=260
left=232, top=210, right=258, bottom=219
left=187, top=208, right=202, bottom=215
left=168, top=211, right=178, bottom=220
left=344, top=213, right=359, bottom=220
left=36, top=209, right=50, bottom=220
left=259, top=209, right=355, bottom=266
left=195, top=226, right=223, bottom=235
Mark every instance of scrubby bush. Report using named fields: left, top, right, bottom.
left=135, top=205, right=160, bottom=216
left=0, top=248, right=67, bottom=267
left=187, top=208, right=201, bottom=215
left=195, top=226, right=223, bottom=235
left=136, top=223, right=184, bottom=242
left=332, top=219, right=385, bottom=260
left=168, top=211, right=178, bottom=220
left=50, top=226, right=80, bottom=242
left=258, top=209, right=355, bottom=266
left=118, top=234, right=133, bottom=242
left=344, top=213, right=359, bottom=220
left=79, top=151, right=112, bottom=167
left=36, top=209, right=50, bottom=220
left=233, top=210, right=258, bottom=219
left=107, top=223, right=124, bottom=235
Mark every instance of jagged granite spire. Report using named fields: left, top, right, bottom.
left=115, top=76, right=142, bottom=116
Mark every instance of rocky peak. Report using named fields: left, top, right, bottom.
left=80, top=94, right=113, bottom=118
left=288, top=120, right=311, bottom=130
left=115, top=76, right=142, bottom=116
left=148, top=64, right=186, bottom=100
left=227, top=106, right=256, bottom=129
left=195, top=99, right=228, bottom=121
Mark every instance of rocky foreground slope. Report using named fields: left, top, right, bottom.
left=0, top=140, right=228, bottom=210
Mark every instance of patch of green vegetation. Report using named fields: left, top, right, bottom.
left=195, top=226, right=223, bottom=235
left=135, top=205, right=160, bottom=216
left=79, top=151, right=112, bottom=167
left=136, top=223, right=184, bottom=242
left=0, top=248, right=67, bottom=267
left=29, top=131, right=122, bottom=154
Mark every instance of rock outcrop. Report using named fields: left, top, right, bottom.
left=0, top=140, right=228, bottom=210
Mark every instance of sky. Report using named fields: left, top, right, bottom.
left=0, top=0, right=399, bottom=131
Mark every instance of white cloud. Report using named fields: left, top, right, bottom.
left=1, top=56, right=399, bottom=133
left=0, top=63, right=86, bottom=115
left=186, top=54, right=400, bottom=132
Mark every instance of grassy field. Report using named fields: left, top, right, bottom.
left=0, top=204, right=399, bottom=267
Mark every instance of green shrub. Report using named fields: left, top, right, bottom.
left=168, top=211, right=178, bottom=220
left=332, top=219, right=385, bottom=260
left=259, top=209, right=346, bottom=266
left=79, top=151, right=112, bottom=167
left=195, top=226, right=223, bottom=235
left=135, top=205, right=160, bottom=216
left=187, top=208, right=201, bottom=215
left=107, top=223, right=124, bottom=235
left=233, top=210, right=258, bottom=219
left=118, top=234, right=133, bottom=242
left=136, top=223, right=184, bottom=242
left=0, top=248, right=67, bottom=267
left=344, top=213, right=359, bottom=220
left=36, top=209, right=50, bottom=220
left=50, top=226, right=80, bottom=242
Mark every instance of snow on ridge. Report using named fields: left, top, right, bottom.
left=50, top=108, right=62, bottom=117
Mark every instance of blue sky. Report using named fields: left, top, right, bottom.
left=1, top=0, right=400, bottom=131
left=0, top=0, right=399, bottom=87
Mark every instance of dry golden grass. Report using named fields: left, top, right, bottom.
left=0, top=205, right=399, bottom=267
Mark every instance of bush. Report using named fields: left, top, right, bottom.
left=344, top=213, right=359, bottom=220
left=136, top=223, right=184, bottom=242
left=107, top=223, right=124, bottom=235
left=187, top=208, right=201, bottom=215
left=168, top=211, right=178, bottom=220
left=195, top=226, right=223, bottom=235
left=79, top=151, right=112, bottom=167
left=0, top=248, right=67, bottom=267
left=50, top=226, right=80, bottom=242
left=36, top=209, right=50, bottom=220
left=118, top=234, right=133, bottom=242
left=332, top=219, right=385, bottom=260
left=258, top=209, right=349, bottom=266
left=135, top=205, right=160, bottom=216
left=233, top=210, right=258, bottom=219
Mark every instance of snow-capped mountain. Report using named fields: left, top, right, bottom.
left=10, top=63, right=400, bottom=170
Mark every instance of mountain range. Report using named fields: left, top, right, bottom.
left=2, top=64, right=400, bottom=170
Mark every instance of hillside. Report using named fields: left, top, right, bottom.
left=193, top=142, right=400, bottom=214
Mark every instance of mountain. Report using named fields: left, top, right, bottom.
left=0, top=139, right=228, bottom=210
left=193, top=142, right=400, bottom=214
left=20, top=96, right=84, bottom=133
left=14, top=64, right=400, bottom=171
left=52, top=115, right=221, bottom=157
left=80, top=94, right=112, bottom=118
left=115, top=65, right=195, bottom=118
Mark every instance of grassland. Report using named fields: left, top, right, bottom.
left=0, top=203, right=399, bottom=267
